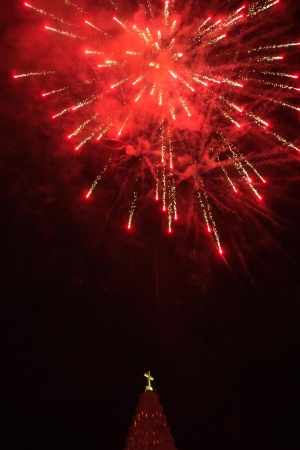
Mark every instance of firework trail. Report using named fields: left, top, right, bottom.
left=14, top=0, right=300, bottom=255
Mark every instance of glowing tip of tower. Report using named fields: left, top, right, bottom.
left=127, top=224, right=131, bottom=229
left=262, top=179, right=267, bottom=183
left=86, top=193, right=90, bottom=199
left=168, top=228, right=172, bottom=233
left=219, top=248, right=223, bottom=254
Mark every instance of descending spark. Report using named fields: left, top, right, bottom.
left=118, top=112, right=132, bottom=135
left=178, top=94, right=191, bottom=116
left=86, top=158, right=111, bottom=198
left=246, top=111, right=269, bottom=127
left=43, top=78, right=99, bottom=96
left=111, top=77, right=131, bottom=89
left=219, top=96, right=243, bottom=112
left=216, top=156, right=238, bottom=193
left=155, top=164, right=159, bottom=201
left=160, top=121, right=166, bottom=163
left=168, top=129, right=173, bottom=168
left=24, top=3, right=73, bottom=25
left=262, top=71, right=298, bottom=79
left=197, top=20, right=221, bottom=39
left=52, top=106, right=73, bottom=118
left=158, top=89, right=163, bottom=105
left=163, top=0, right=170, bottom=26
left=197, top=189, right=211, bottom=233
left=217, top=107, right=240, bottom=128
left=132, top=75, right=146, bottom=85
left=76, top=130, right=97, bottom=150
left=168, top=100, right=176, bottom=120
left=135, top=85, right=147, bottom=102
left=45, top=26, right=85, bottom=40
left=222, top=78, right=243, bottom=88
left=65, top=0, right=85, bottom=13
left=268, top=132, right=300, bottom=152
left=265, top=97, right=300, bottom=112
left=85, top=20, right=108, bottom=35
left=146, top=0, right=154, bottom=19
left=207, top=34, right=226, bottom=46
left=256, top=56, right=283, bottom=62
left=72, top=96, right=98, bottom=111
left=126, top=51, right=141, bottom=55
left=150, top=83, right=156, bottom=95
left=197, top=17, right=211, bottom=32
left=248, top=0, right=279, bottom=17
left=113, top=16, right=127, bottom=30
left=251, top=42, right=300, bottom=52
left=244, top=159, right=266, bottom=183
left=85, top=50, right=104, bottom=55
left=244, top=76, right=300, bottom=91
left=170, top=20, right=176, bottom=35
left=97, top=123, right=112, bottom=140
left=68, top=114, right=98, bottom=138
left=13, top=71, right=55, bottom=78
left=224, top=15, right=243, bottom=27
left=202, top=185, right=222, bottom=253
left=162, top=166, right=167, bottom=211
left=128, top=191, right=137, bottom=229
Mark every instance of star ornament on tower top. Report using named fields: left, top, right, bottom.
left=144, top=371, right=154, bottom=392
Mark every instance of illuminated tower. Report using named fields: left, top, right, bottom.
left=124, top=372, right=177, bottom=450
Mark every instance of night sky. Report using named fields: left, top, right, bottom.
left=1, top=1, right=300, bottom=449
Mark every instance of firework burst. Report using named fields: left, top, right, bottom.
left=14, top=0, right=300, bottom=256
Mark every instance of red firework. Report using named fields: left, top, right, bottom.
left=14, top=0, right=300, bottom=255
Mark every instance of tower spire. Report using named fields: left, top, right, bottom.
left=124, top=372, right=177, bottom=450
left=144, top=370, right=154, bottom=392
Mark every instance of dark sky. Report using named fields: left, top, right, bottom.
left=1, top=1, right=300, bottom=449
